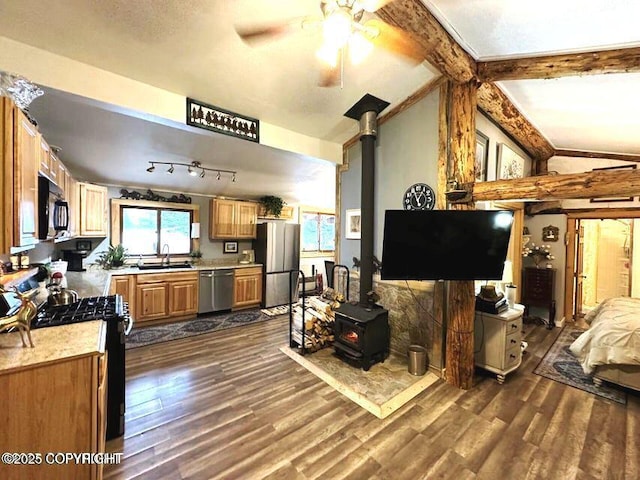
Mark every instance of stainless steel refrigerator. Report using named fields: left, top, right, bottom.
left=253, top=222, right=300, bottom=308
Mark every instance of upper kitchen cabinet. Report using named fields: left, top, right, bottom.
left=78, top=182, right=108, bottom=237
left=210, top=198, right=257, bottom=239
left=1, top=98, right=39, bottom=251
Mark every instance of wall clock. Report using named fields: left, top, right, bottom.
left=404, top=183, right=435, bottom=211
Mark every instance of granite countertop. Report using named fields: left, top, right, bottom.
left=64, top=263, right=264, bottom=297
left=0, top=320, right=106, bottom=375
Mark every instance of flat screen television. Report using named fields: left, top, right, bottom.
left=381, top=210, right=514, bottom=281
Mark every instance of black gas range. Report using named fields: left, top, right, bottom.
left=34, top=294, right=133, bottom=440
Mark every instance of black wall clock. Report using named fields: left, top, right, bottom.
left=403, top=183, right=435, bottom=211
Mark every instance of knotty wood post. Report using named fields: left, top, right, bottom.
left=445, top=81, right=477, bottom=390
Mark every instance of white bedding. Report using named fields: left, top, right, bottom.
left=569, top=297, right=640, bottom=374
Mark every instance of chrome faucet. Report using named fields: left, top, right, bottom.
left=161, top=244, right=170, bottom=266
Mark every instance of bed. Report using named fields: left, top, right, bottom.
left=569, top=297, right=640, bottom=392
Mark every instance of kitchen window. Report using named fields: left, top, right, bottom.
left=120, top=206, right=192, bottom=256
left=301, top=211, right=335, bottom=253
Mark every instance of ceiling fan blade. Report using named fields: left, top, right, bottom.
left=363, top=18, right=427, bottom=64
left=318, top=63, right=340, bottom=88
left=235, top=18, right=304, bottom=44
left=359, top=0, right=396, bottom=12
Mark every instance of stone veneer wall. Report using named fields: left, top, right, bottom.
left=337, top=271, right=440, bottom=370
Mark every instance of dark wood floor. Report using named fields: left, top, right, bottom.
left=105, top=317, right=640, bottom=480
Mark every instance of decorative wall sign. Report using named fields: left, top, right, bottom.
left=403, top=183, right=435, bottom=210
left=497, top=143, right=525, bottom=180
left=542, top=225, right=559, bottom=242
left=345, top=209, right=361, bottom=239
left=590, top=164, right=637, bottom=203
left=119, top=189, right=192, bottom=204
left=475, top=131, right=489, bottom=182
left=223, top=241, right=238, bottom=254
left=187, top=98, right=259, bottom=143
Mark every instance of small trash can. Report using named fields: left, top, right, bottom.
left=408, top=345, right=427, bottom=376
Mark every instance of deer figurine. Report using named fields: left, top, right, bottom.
left=0, top=287, right=36, bottom=348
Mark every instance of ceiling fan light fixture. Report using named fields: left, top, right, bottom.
left=348, top=31, right=374, bottom=65
left=316, top=42, right=340, bottom=67
left=323, top=8, right=353, bottom=49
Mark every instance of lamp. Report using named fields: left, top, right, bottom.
left=146, top=161, right=236, bottom=180
left=190, top=223, right=200, bottom=239
left=502, top=260, right=517, bottom=308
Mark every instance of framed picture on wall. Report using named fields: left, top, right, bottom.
left=497, top=143, right=525, bottom=180
left=475, top=130, right=489, bottom=182
left=223, top=241, right=238, bottom=253
left=590, top=164, right=637, bottom=202
left=345, top=209, right=361, bottom=239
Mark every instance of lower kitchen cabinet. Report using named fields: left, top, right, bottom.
left=0, top=352, right=107, bottom=480
left=233, top=267, right=262, bottom=310
left=131, top=271, right=199, bottom=323
left=109, top=274, right=136, bottom=315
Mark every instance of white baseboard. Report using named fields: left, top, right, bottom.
left=555, top=317, right=565, bottom=328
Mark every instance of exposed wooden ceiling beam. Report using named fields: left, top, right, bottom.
left=376, top=0, right=476, bottom=83
left=477, top=83, right=555, bottom=162
left=554, top=149, right=640, bottom=163
left=472, top=168, right=640, bottom=202
left=477, top=46, right=640, bottom=82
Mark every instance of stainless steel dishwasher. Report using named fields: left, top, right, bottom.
left=198, top=269, right=234, bottom=313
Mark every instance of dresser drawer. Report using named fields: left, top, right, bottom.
left=504, top=345, right=521, bottom=370
left=506, top=329, right=521, bottom=351
left=506, top=317, right=522, bottom=336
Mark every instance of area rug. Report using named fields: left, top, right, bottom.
left=261, top=304, right=290, bottom=316
left=126, top=309, right=271, bottom=349
left=280, top=346, right=439, bottom=418
left=533, top=326, right=626, bottom=404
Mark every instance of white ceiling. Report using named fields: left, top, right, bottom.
left=1, top=0, right=640, bottom=203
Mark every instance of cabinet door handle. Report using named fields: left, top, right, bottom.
left=511, top=324, right=518, bottom=330
left=510, top=339, right=517, bottom=345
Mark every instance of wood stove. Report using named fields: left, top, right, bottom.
left=333, top=303, right=389, bottom=371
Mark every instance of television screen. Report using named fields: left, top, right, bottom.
left=381, top=210, right=514, bottom=281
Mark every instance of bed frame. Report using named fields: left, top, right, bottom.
left=594, top=364, right=640, bottom=392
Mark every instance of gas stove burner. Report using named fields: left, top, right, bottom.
left=33, top=295, right=124, bottom=329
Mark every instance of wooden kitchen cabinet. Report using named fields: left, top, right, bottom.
left=233, top=266, right=262, bottom=309
left=13, top=105, right=39, bottom=249
left=109, top=274, right=136, bottom=315
left=209, top=198, right=257, bottom=239
left=38, top=136, right=50, bottom=176
left=48, top=149, right=59, bottom=184
left=134, top=271, right=198, bottom=323
left=0, top=352, right=107, bottom=480
left=78, top=182, right=108, bottom=237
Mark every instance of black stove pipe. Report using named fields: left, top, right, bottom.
left=345, top=95, right=389, bottom=303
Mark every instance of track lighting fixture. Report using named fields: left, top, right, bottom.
left=145, top=160, right=237, bottom=181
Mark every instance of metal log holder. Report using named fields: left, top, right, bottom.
left=288, top=270, right=309, bottom=355
left=331, top=264, right=350, bottom=301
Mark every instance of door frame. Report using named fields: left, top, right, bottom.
left=564, top=209, right=640, bottom=322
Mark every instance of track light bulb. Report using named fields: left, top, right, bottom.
left=167, top=164, right=174, bottom=174
left=232, top=173, right=236, bottom=182
left=216, top=171, right=221, bottom=180
left=200, top=169, right=205, bottom=178
left=146, top=164, right=155, bottom=173
left=188, top=166, right=198, bottom=176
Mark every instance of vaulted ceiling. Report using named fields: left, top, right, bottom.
left=1, top=0, right=639, bottom=206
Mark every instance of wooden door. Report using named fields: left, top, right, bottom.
left=14, top=110, right=39, bottom=247
left=109, top=275, right=136, bottom=315
left=236, top=202, right=258, bottom=238
left=38, top=136, right=50, bottom=176
left=136, top=283, right=167, bottom=321
left=48, top=150, right=58, bottom=184
left=210, top=198, right=236, bottom=238
left=57, top=160, right=67, bottom=194
left=233, top=269, right=262, bottom=308
left=80, top=183, right=108, bottom=236
left=95, top=353, right=107, bottom=479
left=574, top=222, right=585, bottom=319
left=66, top=176, right=78, bottom=237
left=168, top=280, right=198, bottom=316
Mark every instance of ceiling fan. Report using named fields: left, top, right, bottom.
left=235, top=0, right=426, bottom=87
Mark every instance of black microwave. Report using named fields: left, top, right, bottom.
left=38, top=176, right=69, bottom=240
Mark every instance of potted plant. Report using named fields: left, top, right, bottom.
left=260, top=195, right=285, bottom=218
left=94, top=244, right=128, bottom=270
left=189, top=249, right=203, bottom=265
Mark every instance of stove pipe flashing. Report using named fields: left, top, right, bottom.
left=344, top=94, right=390, bottom=303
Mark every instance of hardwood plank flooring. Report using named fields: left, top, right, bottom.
left=105, top=317, right=639, bottom=480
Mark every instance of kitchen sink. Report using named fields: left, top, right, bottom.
left=137, top=263, right=193, bottom=270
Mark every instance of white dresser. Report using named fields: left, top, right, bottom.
left=474, top=306, right=524, bottom=384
